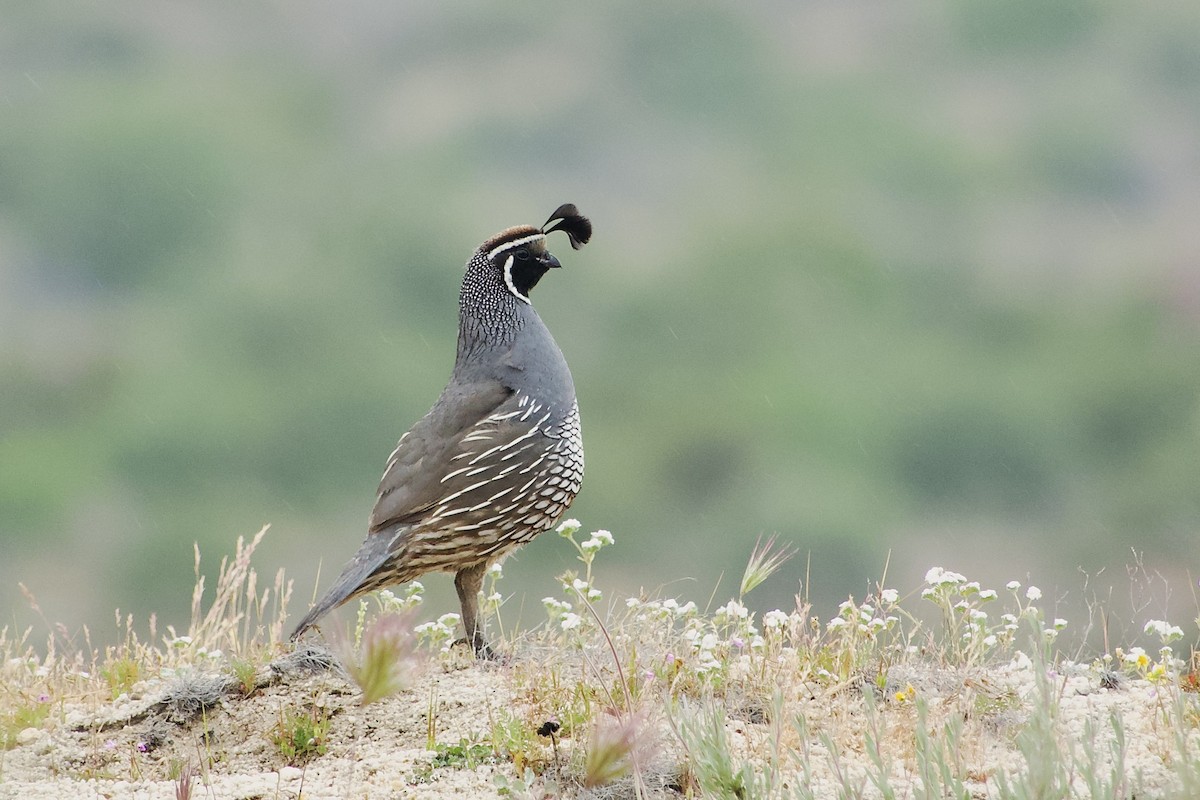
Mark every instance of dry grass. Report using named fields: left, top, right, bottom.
left=2, top=522, right=1200, bottom=798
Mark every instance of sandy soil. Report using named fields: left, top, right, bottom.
left=0, top=646, right=1193, bottom=799
left=0, top=647, right=531, bottom=800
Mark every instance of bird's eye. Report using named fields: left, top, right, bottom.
left=514, top=249, right=531, bottom=261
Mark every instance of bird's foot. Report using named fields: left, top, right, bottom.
left=452, top=636, right=503, bottom=662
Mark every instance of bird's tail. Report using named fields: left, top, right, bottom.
left=289, top=529, right=405, bottom=641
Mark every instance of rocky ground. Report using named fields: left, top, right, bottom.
left=1, top=642, right=1195, bottom=799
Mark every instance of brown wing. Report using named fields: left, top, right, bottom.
left=368, top=380, right=513, bottom=532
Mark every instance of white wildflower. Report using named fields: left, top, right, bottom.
left=1025, top=586, right=1042, bottom=601
left=879, top=588, right=899, bottom=604
left=1144, top=620, right=1184, bottom=642
left=925, top=567, right=966, bottom=586
left=642, top=600, right=664, bottom=616
left=763, top=609, right=790, bottom=629
left=1123, top=646, right=1147, bottom=664
left=591, top=529, right=614, bottom=546
left=543, top=597, right=572, bottom=614
left=716, top=600, right=749, bottom=620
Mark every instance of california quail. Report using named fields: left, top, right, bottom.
left=290, top=204, right=591, bottom=657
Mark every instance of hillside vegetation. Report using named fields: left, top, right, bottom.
left=2, top=2, right=1199, bottom=640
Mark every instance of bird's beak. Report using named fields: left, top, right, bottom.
left=541, top=253, right=562, bottom=269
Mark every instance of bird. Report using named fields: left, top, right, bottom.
left=290, top=204, right=592, bottom=658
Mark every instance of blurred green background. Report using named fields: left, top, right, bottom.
left=3, top=1, right=1199, bottom=645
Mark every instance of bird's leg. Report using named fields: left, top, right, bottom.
left=454, top=562, right=495, bottom=659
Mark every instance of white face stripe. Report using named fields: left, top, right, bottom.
left=487, top=233, right=545, bottom=263
left=501, top=255, right=532, bottom=304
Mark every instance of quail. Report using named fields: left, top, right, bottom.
left=290, top=204, right=592, bottom=657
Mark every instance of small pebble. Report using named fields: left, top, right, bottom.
left=279, top=766, right=303, bottom=782
left=16, top=728, right=41, bottom=746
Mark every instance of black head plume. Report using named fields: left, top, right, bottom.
left=542, top=204, right=592, bottom=250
